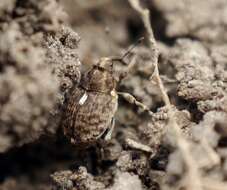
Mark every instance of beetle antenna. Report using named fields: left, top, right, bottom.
left=111, top=37, right=144, bottom=64
left=105, top=26, right=112, bottom=57
left=121, top=37, right=144, bottom=59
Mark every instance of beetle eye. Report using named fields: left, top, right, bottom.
left=98, top=67, right=105, bottom=71
left=93, top=65, right=105, bottom=71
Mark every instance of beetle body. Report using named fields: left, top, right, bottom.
left=63, top=58, right=118, bottom=145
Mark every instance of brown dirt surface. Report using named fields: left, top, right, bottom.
left=1, top=0, right=227, bottom=190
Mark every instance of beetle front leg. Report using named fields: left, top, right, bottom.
left=104, top=118, right=115, bottom=140
left=117, top=92, right=154, bottom=116
left=96, top=118, right=115, bottom=141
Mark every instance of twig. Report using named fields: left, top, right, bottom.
left=125, top=138, right=153, bottom=153
left=160, top=75, right=177, bottom=83
left=128, top=0, right=203, bottom=189
left=128, top=0, right=170, bottom=106
left=201, top=138, right=220, bottom=167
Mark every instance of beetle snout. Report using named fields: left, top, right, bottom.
left=97, top=57, right=113, bottom=71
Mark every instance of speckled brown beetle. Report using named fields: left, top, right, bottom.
left=62, top=38, right=153, bottom=146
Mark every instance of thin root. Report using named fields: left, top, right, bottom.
left=128, top=0, right=203, bottom=189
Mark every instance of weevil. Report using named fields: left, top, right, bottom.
left=62, top=38, right=153, bottom=146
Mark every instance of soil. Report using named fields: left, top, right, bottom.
left=1, top=0, right=227, bottom=190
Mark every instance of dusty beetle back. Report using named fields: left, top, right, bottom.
left=63, top=57, right=118, bottom=146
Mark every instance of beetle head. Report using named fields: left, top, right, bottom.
left=81, top=57, right=116, bottom=93
left=80, top=37, right=144, bottom=93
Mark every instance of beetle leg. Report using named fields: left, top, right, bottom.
left=95, top=127, right=108, bottom=140
left=117, top=92, right=154, bottom=116
left=118, top=56, right=137, bottom=82
left=104, top=118, right=115, bottom=140
left=95, top=118, right=115, bottom=140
